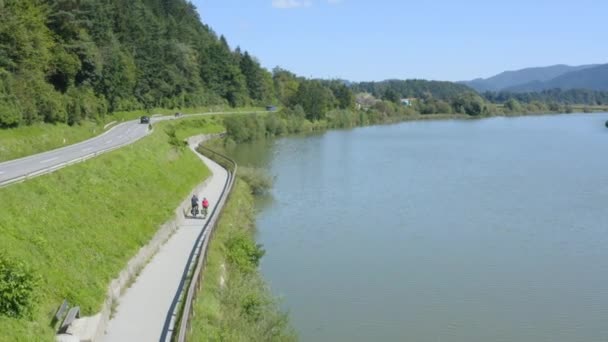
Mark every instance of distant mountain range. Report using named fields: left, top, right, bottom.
left=461, top=63, right=608, bottom=93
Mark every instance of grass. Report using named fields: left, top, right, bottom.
left=188, top=179, right=296, bottom=341
left=168, top=116, right=226, bottom=141
left=0, top=106, right=263, bottom=163
left=0, top=121, right=105, bottom=162
left=0, top=120, right=222, bottom=341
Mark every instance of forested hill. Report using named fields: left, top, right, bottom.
left=0, top=0, right=276, bottom=127
left=352, top=79, right=474, bottom=101
left=461, top=64, right=598, bottom=92
left=504, top=64, right=608, bottom=92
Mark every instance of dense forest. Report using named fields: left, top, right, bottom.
left=0, top=0, right=365, bottom=128
left=0, top=0, right=279, bottom=127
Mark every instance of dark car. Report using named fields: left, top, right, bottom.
left=266, top=105, right=277, bottom=112
left=140, top=116, right=150, bottom=124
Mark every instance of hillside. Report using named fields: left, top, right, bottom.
left=505, top=64, right=608, bottom=92
left=0, top=0, right=274, bottom=127
left=462, top=64, right=598, bottom=92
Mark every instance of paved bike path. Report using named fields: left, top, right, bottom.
left=101, top=144, right=228, bottom=342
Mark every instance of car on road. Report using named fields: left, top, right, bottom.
left=140, top=116, right=150, bottom=124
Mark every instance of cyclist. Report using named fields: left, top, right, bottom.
left=190, top=194, right=199, bottom=216
left=202, top=197, right=209, bottom=217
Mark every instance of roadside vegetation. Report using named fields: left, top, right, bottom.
left=0, top=121, right=103, bottom=162
left=0, top=107, right=257, bottom=163
left=188, top=179, right=296, bottom=341
left=0, top=120, right=221, bottom=340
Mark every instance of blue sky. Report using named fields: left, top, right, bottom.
left=192, top=0, right=608, bottom=82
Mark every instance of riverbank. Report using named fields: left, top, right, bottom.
left=187, top=178, right=296, bottom=341
left=0, top=103, right=594, bottom=163
left=217, top=108, right=608, bottom=151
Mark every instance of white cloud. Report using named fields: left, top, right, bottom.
left=272, top=0, right=312, bottom=9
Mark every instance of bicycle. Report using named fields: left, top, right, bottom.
left=190, top=205, right=199, bottom=217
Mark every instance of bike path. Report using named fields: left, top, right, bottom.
left=101, top=143, right=228, bottom=342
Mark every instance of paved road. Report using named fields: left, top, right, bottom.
left=0, top=119, right=151, bottom=186
left=0, top=111, right=263, bottom=187
left=101, top=141, right=228, bottom=342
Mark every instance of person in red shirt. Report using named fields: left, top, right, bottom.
left=202, top=197, right=209, bottom=218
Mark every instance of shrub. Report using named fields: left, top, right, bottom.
left=226, top=232, right=265, bottom=273
left=0, top=95, right=22, bottom=127
left=165, top=126, right=185, bottom=149
left=238, top=167, right=273, bottom=195
left=0, top=255, right=39, bottom=318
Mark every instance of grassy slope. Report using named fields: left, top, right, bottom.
left=171, top=116, right=226, bottom=141
left=188, top=180, right=296, bottom=341
left=0, top=106, right=262, bottom=163
left=0, top=120, right=223, bottom=341
left=0, top=122, right=104, bottom=162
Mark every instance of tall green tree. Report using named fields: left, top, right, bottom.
left=291, top=80, right=335, bottom=121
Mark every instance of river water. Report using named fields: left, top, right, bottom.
left=233, top=113, right=608, bottom=342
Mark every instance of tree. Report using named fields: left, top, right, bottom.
left=452, top=92, right=486, bottom=116
left=330, top=82, right=355, bottom=109
left=504, top=98, right=523, bottom=113
left=273, top=67, right=299, bottom=105
left=382, top=88, right=400, bottom=103
left=291, top=80, right=335, bottom=121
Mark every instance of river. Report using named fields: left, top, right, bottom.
left=231, top=113, right=608, bottom=342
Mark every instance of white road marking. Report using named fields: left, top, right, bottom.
left=0, top=171, right=4, bottom=175
left=82, top=147, right=93, bottom=152
left=40, top=157, right=58, bottom=164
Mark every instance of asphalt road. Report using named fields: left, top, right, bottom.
left=0, top=119, right=152, bottom=186
left=0, top=110, right=264, bottom=187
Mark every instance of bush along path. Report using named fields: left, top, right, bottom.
left=96, top=138, right=229, bottom=342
